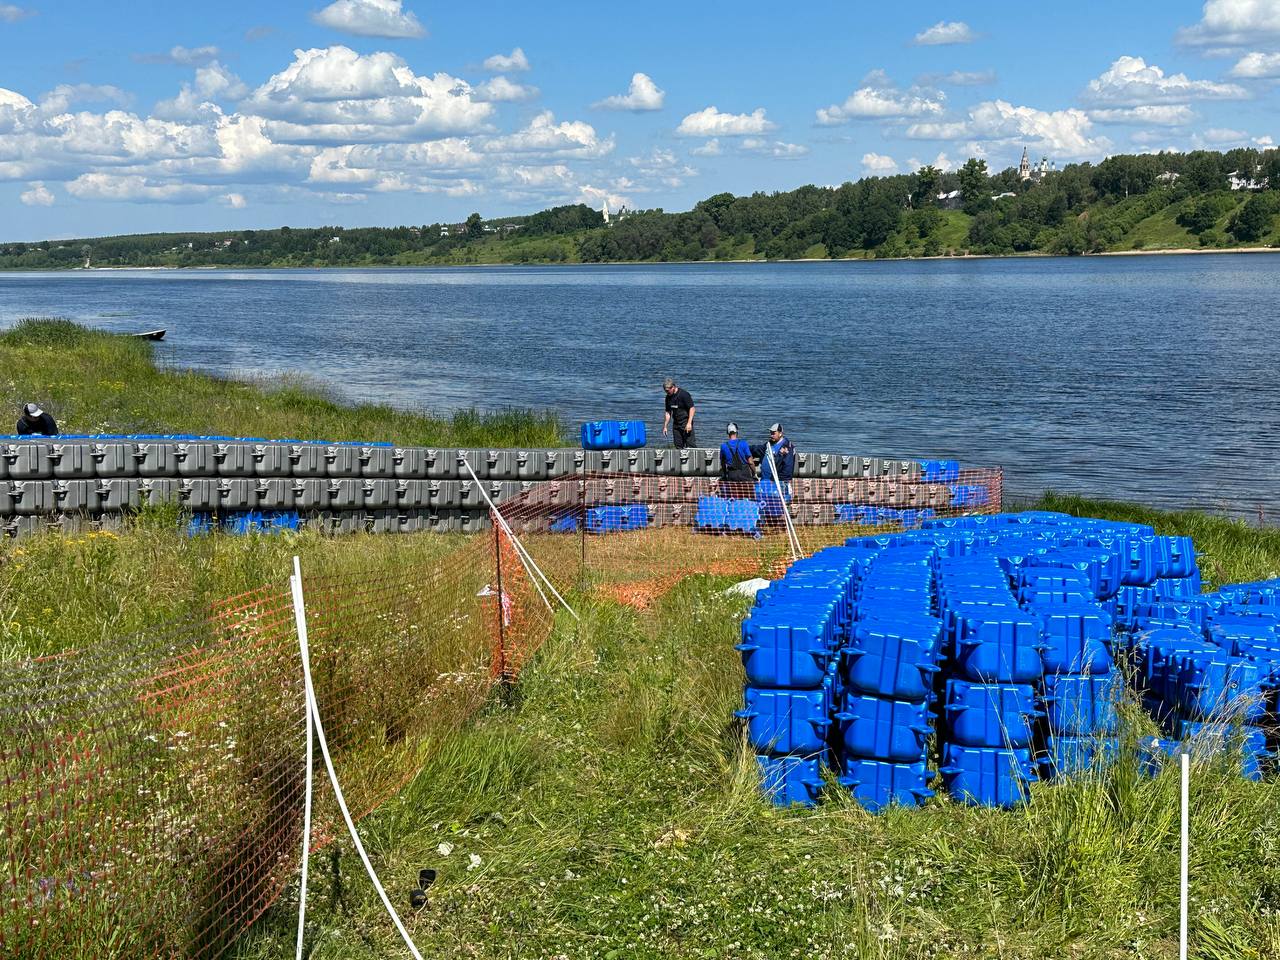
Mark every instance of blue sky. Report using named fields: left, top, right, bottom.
left=1, top=0, right=1277, bottom=239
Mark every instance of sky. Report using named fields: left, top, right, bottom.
left=1, top=0, right=1278, bottom=240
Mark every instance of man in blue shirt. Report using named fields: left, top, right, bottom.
left=760, top=422, right=795, bottom=489
left=719, top=422, right=755, bottom=498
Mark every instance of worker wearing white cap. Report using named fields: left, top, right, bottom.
left=760, top=422, right=795, bottom=488
left=16, top=402, right=58, bottom=436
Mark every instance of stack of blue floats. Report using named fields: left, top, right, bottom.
left=736, top=550, right=856, bottom=806
left=738, top=511, right=1280, bottom=810
left=580, top=420, right=647, bottom=450
left=1128, top=571, right=1279, bottom=780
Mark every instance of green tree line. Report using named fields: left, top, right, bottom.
left=3, top=147, right=1279, bottom=270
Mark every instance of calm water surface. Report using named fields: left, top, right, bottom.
left=1, top=256, right=1277, bottom=516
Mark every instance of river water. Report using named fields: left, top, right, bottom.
left=1, top=255, right=1277, bottom=516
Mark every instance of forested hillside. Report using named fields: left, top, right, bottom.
left=4, top=147, right=1279, bottom=269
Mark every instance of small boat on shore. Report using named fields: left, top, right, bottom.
left=131, top=329, right=166, bottom=341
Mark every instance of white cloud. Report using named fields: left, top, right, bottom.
left=628, top=147, right=696, bottom=185
left=481, top=110, right=612, bottom=157
left=307, top=138, right=486, bottom=193
left=1083, top=55, right=1247, bottom=104
left=938, top=70, right=997, bottom=86
left=473, top=76, right=539, bottom=103
left=906, top=99, right=1111, bottom=159
left=691, top=138, right=721, bottom=156
left=741, top=138, right=809, bottom=159
left=1230, top=51, right=1280, bottom=77
left=155, top=62, right=249, bottom=120
left=1088, top=104, right=1197, bottom=125
left=1206, top=126, right=1250, bottom=141
left=1177, top=0, right=1280, bottom=47
left=39, top=84, right=131, bottom=112
left=816, top=73, right=945, bottom=124
left=676, top=106, right=776, bottom=137
left=311, top=0, right=425, bottom=39
left=577, top=182, right=630, bottom=212
left=0, top=36, right=692, bottom=214
left=65, top=173, right=217, bottom=203
left=1182, top=128, right=1273, bottom=150
left=861, top=152, right=898, bottom=174
left=482, top=47, right=530, bottom=72
left=195, top=63, right=248, bottom=100
left=594, top=72, right=665, bottom=111
left=242, top=46, right=493, bottom=143
left=20, top=181, right=53, bottom=205
left=1131, top=129, right=1175, bottom=146
left=0, top=99, right=221, bottom=181
left=133, top=45, right=222, bottom=66
left=0, top=5, right=35, bottom=22
left=906, top=151, right=953, bottom=172
left=914, top=21, right=977, bottom=45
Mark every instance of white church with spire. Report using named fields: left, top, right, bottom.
left=1018, top=146, right=1055, bottom=182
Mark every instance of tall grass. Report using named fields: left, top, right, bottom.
left=229, top=517, right=1280, bottom=959
left=225, top=563, right=1280, bottom=960
left=0, top=319, right=563, bottom=446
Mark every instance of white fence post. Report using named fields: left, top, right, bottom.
left=290, top=565, right=316, bottom=960
left=1180, top=750, right=1189, bottom=960
left=291, top=556, right=426, bottom=960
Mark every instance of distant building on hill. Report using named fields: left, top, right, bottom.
left=1228, top=167, right=1268, bottom=191
left=1018, top=146, right=1054, bottom=182
left=935, top=189, right=962, bottom=210
left=601, top=200, right=631, bottom=226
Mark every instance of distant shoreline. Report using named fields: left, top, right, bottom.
left=3, top=245, right=1279, bottom=273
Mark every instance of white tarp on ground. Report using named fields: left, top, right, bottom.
left=724, top=577, right=770, bottom=599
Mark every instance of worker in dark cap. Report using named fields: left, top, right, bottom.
left=758, top=422, right=795, bottom=491
left=719, top=421, right=755, bottom=498
left=753, top=422, right=795, bottom=527
left=16, top=402, right=58, bottom=436
left=661, top=377, right=697, bottom=449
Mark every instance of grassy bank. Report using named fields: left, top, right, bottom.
left=0, top=319, right=562, bottom=446
left=0, top=319, right=562, bottom=658
left=4, top=322, right=1279, bottom=957
left=222, top=495, right=1279, bottom=960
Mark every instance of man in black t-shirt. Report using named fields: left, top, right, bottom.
left=661, top=377, right=697, bottom=449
